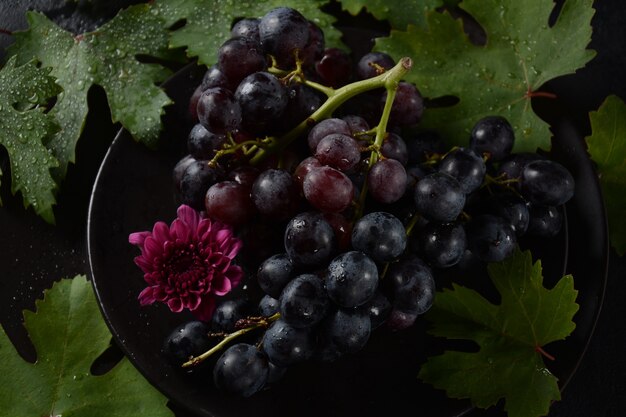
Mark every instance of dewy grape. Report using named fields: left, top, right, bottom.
left=128, top=6, right=577, bottom=399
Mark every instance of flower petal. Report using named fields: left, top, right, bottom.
left=167, top=297, right=184, bottom=313
left=177, top=204, right=200, bottom=231
left=143, top=236, right=162, bottom=259
left=170, top=219, right=192, bottom=242
left=129, top=231, right=150, bottom=247
left=211, top=276, right=232, bottom=296
left=138, top=287, right=157, bottom=306
left=135, top=256, right=154, bottom=273
left=191, top=295, right=216, bottom=322
left=151, top=221, right=171, bottom=243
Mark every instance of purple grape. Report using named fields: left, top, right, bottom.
left=315, top=47, right=352, bottom=87
left=217, top=37, right=267, bottom=87
left=303, top=166, right=354, bottom=213
left=383, top=81, right=424, bottom=127
left=356, top=51, right=395, bottom=80
left=307, top=118, right=352, bottom=153
left=367, top=158, right=407, bottom=204
left=205, top=180, right=256, bottom=226
left=381, top=132, right=409, bottom=165
left=201, top=64, right=232, bottom=91
left=196, top=87, right=242, bottom=134
left=315, top=133, right=361, bottom=172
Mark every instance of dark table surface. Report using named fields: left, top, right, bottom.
left=1, top=1, right=625, bottom=416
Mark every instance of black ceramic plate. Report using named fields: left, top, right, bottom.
left=86, top=60, right=608, bottom=417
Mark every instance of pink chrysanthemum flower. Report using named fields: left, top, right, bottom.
left=129, top=204, right=244, bottom=321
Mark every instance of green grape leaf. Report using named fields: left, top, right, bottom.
left=339, top=0, right=443, bottom=30
left=0, top=275, right=173, bottom=417
left=9, top=4, right=175, bottom=179
left=376, top=0, right=595, bottom=152
left=586, top=95, right=626, bottom=256
left=419, top=248, right=579, bottom=417
left=0, top=56, right=61, bottom=224
left=159, top=0, right=344, bottom=66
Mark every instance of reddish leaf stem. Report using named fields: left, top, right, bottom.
left=0, top=28, right=13, bottom=36
left=526, top=90, right=557, bottom=99
left=535, top=345, right=556, bottom=361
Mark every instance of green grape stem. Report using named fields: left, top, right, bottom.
left=249, top=57, right=413, bottom=165
left=181, top=313, right=281, bottom=368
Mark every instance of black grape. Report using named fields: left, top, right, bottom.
left=176, top=159, right=224, bottom=211
left=351, top=211, right=407, bottom=262
left=414, top=172, right=466, bottom=223
left=326, top=250, right=379, bottom=308
left=211, top=299, right=252, bottom=333
left=262, top=319, right=315, bottom=367
left=385, top=256, right=435, bottom=317
left=527, top=204, right=563, bottom=237
left=414, top=222, right=467, bottom=269
left=251, top=169, right=300, bottom=220
left=317, top=308, right=371, bottom=354
left=162, top=320, right=211, bottom=365
left=470, top=115, right=515, bottom=161
left=466, top=214, right=517, bottom=262
left=520, top=160, right=575, bottom=206
left=258, top=294, right=280, bottom=317
left=213, top=343, right=269, bottom=397
left=257, top=253, right=294, bottom=299
left=231, top=18, right=260, bottom=42
left=279, top=274, right=330, bottom=328
left=235, top=72, right=289, bottom=135
left=438, top=147, right=486, bottom=195
left=284, top=211, right=336, bottom=268
left=259, top=7, right=310, bottom=68
left=187, top=123, right=226, bottom=160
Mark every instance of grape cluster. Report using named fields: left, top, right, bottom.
left=163, top=6, right=575, bottom=399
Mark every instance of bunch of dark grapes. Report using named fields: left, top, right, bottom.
left=164, top=7, right=575, bottom=399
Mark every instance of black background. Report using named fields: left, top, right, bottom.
left=0, top=1, right=624, bottom=416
